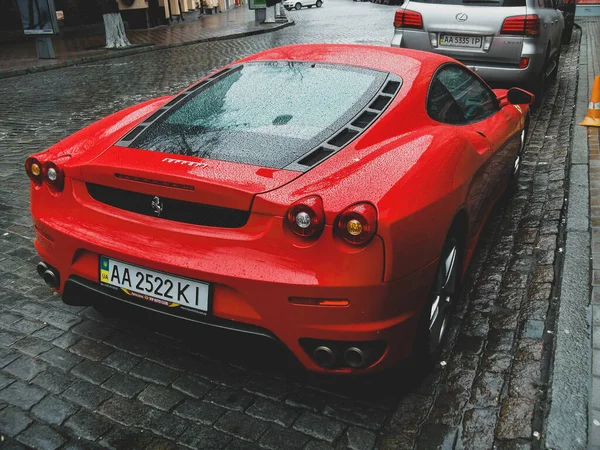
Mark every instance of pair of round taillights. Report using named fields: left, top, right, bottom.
left=285, top=195, right=377, bottom=246
left=25, top=157, right=65, bottom=191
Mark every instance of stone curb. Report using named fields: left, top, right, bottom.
left=544, top=23, right=591, bottom=450
left=0, top=18, right=294, bottom=80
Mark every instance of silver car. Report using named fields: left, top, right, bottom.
left=391, top=0, right=564, bottom=92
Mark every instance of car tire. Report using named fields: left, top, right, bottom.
left=562, top=23, right=574, bottom=44
left=414, top=228, right=465, bottom=367
left=295, top=2, right=301, bottom=9
left=316, top=0, right=322, bottom=6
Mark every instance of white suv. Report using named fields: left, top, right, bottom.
left=391, top=0, right=564, bottom=94
left=283, top=0, right=323, bottom=9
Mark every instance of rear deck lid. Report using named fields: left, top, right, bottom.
left=121, top=61, right=392, bottom=170
left=79, top=61, right=402, bottom=219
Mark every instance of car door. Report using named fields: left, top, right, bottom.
left=428, top=64, right=519, bottom=235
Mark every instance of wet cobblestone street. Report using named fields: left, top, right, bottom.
left=0, top=2, right=583, bottom=448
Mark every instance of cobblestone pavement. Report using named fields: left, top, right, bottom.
left=0, top=7, right=286, bottom=76
left=0, top=1, right=582, bottom=448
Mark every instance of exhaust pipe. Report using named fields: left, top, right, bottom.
left=344, top=347, right=368, bottom=369
left=43, top=268, right=59, bottom=289
left=36, top=261, right=49, bottom=278
left=313, top=346, right=336, bottom=368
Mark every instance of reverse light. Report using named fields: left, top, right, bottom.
left=393, top=10, right=423, bottom=29
left=335, top=203, right=378, bottom=246
left=25, top=157, right=43, bottom=185
left=429, top=32, right=438, bottom=48
left=43, top=161, right=65, bottom=191
left=285, top=195, right=325, bottom=238
left=501, top=15, right=540, bottom=36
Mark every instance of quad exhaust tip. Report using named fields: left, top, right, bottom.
left=37, top=261, right=59, bottom=289
left=36, top=261, right=48, bottom=278
left=313, top=346, right=336, bottom=368
left=344, top=347, right=367, bottom=369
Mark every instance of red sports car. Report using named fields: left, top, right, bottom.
left=26, top=44, right=532, bottom=374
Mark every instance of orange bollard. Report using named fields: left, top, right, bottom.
left=581, top=75, right=600, bottom=127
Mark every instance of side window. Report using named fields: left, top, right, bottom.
left=435, top=65, right=499, bottom=123
left=538, top=0, right=545, bottom=8
left=426, top=77, right=465, bottom=125
left=544, top=0, right=554, bottom=8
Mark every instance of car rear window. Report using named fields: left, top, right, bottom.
left=410, top=0, right=525, bottom=5
left=130, top=62, right=388, bottom=169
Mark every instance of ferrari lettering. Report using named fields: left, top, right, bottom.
left=161, top=157, right=208, bottom=169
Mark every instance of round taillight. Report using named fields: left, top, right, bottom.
left=335, top=203, right=378, bottom=246
left=25, top=157, right=43, bottom=185
left=43, top=161, right=65, bottom=191
left=285, top=195, right=325, bottom=238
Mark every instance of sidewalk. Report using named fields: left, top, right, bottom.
left=544, top=16, right=600, bottom=450
left=0, top=7, right=292, bottom=79
left=586, top=16, right=600, bottom=449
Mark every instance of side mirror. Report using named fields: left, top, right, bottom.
left=507, top=87, right=535, bottom=105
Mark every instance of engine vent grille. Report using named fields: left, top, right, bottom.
left=86, top=183, right=249, bottom=228
left=285, top=75, right=402, bottom=171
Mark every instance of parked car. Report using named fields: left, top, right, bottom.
left=283, top=0, right=322, bottom=9
left=26, top=44, right=532, bottom=374
left=391, top=0, right=564, bottom=95
left=557, top=0, right=576, bottom=43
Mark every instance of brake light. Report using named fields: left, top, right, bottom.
left=285, top=195, right=325, bottom=238
left=519, top=57, right=530, bottom=69
left=43, top=161, right=65, bottom=191
left=393, top=10, right=423, bottom=29
left=501, top=15, right=540, bottom=36
left=25, top=157, right=43, bottom=185
left=334, top=203, right=378, bottom=246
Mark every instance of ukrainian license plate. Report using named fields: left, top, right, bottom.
left=439, top=34, right=483, bottom=48
left=99, top=256, right=209, bottom=314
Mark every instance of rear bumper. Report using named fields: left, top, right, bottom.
left=391, top=29, right=546, bottom=85
left=31, top=179, right=437, bottom=374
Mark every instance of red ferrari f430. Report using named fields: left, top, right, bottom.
left=26, top=44, right=533, bottom=374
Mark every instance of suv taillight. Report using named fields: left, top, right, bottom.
left=501, top=15, right=540, bottom=36
left=393, top=10, right=423, bottom=29
left=285, top=195, right=325, bottom=239
left=334, top=203, right=378, bottom=246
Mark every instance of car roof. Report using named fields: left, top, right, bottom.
left=239, top=44, right=456, bottom=84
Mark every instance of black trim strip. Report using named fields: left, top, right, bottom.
left=63, top=276, right=278, bottom=341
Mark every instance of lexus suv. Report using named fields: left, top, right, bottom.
left=391, top=0, right=564, bottom=94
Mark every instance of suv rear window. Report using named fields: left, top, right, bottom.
left=410, top=0, right=525, bottom=6
left=130, top=62, right=388, bottom=169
